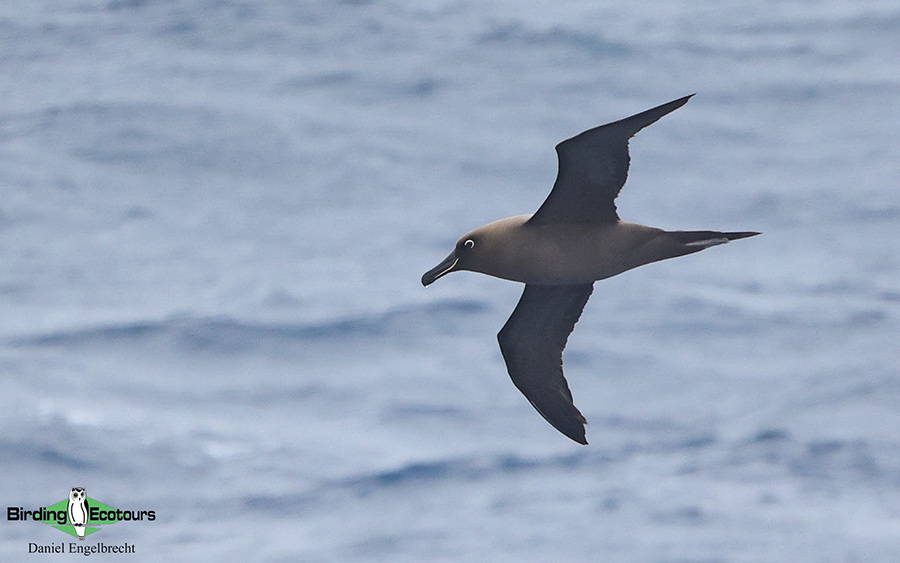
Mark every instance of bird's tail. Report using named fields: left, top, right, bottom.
left=667, top=230, right=760, bottom=249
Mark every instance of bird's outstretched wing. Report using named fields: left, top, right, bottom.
left=528, top=94, right=694, bottom=226
left=497, top=283, right=594, bottom=444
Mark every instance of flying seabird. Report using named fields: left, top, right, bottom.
left=421, top=95, right=759, bottom=445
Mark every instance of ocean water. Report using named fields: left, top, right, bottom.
left=2, top=1, right=899, bottom=560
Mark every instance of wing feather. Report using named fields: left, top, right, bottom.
left=497, top=284, right=594, bottom=444
left=529, top=95, right=694, bottom=225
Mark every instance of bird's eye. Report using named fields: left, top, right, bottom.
left=464, top=239, right=475, bottom=249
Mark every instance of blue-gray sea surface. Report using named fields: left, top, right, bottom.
left=2, top=1, right=899, bottom=561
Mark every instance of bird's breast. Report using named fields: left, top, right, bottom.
left=478, top=221, right=662, bottom=285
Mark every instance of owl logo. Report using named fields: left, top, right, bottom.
left=67, top=487, right=90, bottom=540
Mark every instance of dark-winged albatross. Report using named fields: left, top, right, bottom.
left=421, top=95, right=759, bottom=445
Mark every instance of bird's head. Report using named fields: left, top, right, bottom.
left=422, top=216, right=530, bottom=286
left=421, top=231, right=484, bottom=286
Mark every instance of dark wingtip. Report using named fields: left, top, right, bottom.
left=559, top=427, right=588, bottom=445
left=670, top=93, right=695, bottom=110
left=543, top=415, right=589, bottom=445
left=616, top=94, right=697, bottom=139
left=564, top=413, right=588, bottom=445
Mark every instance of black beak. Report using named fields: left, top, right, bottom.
left=421, top=250, right=458, bottom=286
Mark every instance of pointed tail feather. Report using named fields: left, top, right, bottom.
left=721, top=231, right=761, bottom=241
left=669, top=230, right=760, bottom=248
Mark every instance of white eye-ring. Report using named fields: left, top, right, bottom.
left=464, top=239, right=475, bottom=249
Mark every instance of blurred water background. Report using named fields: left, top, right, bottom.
left=2, top=1, right=899, bottom=560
